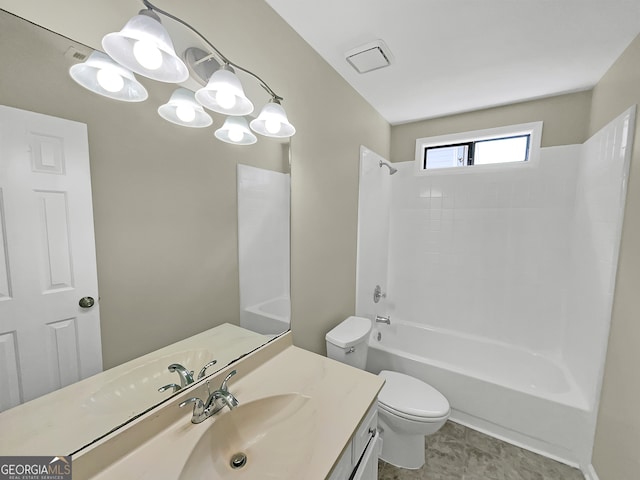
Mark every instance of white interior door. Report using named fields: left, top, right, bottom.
left=0, top=105, right=102, bottom=412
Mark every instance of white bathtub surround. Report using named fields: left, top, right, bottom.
left=357, top=106, right=635, bottom=471
left=355, top=146, right=393, bottom=321
left=562, top=108, right=635, bottom=406
left=237, top=164, right=291, bottom=335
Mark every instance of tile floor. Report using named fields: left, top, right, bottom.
left=378, top=421, right=584, bottom=480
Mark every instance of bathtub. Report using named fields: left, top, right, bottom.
left=366, top=321, right=594, bottom=467
left=240, top=297, right=290, bottom=336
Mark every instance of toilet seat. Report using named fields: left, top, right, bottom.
left=378, top=401, right=450, bottom=423
left=378, top=370, right=450, bottom=420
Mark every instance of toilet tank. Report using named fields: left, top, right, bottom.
left=325, top=316, right=372, bottom=369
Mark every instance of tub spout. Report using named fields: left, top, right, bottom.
left=375, top=315, right=391, bottom=325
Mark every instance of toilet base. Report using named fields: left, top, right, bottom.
left=378, top=414, right=425, bottom=469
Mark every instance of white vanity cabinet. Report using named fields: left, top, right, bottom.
left=328, top=402, right=380, bottom=480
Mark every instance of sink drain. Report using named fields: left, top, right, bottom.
left=230, top=452, right=248, bottom=469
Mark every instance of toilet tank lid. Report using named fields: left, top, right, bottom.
left=325, top=316, right=372, bottom=348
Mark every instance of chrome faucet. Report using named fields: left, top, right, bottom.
left=158, top=359, right=218, bottom=393
left=375, top=315, right=391, bottom=325
left=179, top=370, right=239, bottom=424
left=168, top=363, right=195, bottom=388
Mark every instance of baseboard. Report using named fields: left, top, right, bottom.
left=451, top=412, right=598, bottom=480
left=449, top=410, right=582, bottom=468
left=583, top=464, right=600, bottom=480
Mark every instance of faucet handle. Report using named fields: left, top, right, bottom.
left=220, top=369, right=237, bottom=392
left=179, top=397, right=203, bottom=408
left=179, top=397, right=205, bottom=414
left=158, top=383, right=181, bottom=393
left=373, top=285, right=387, bottom=303
left=197, top=359, right=218, bottom=379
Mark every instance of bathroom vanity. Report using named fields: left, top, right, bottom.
left=70, top=331, right=384, bottom=479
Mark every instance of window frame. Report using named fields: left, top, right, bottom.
left=415, top=121, right=543, bottom=175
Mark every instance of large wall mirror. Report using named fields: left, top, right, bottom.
left=0, top=6, right=290, bottom=455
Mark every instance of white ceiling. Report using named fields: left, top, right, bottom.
left=265, top=0, right=640, bottom=125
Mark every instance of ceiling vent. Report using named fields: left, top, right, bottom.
left=64, top=46, right=89, bottom=62
left=345, top=40, right=393, bottom=74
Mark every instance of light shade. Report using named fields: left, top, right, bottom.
left=215, top=116, right=257, bottom=145
left=69, top=51, right=148, bottom=102
left=250, top=100, right=296, bottom=138
left=102, top=10, right=189, bottom=83
left=195, top=66, right=254, bottom=116
left=158, top=88, right=213, bottom=128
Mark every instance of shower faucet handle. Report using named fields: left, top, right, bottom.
left=375, top=315, right=391, bottom=325
left=374, top=285, right=387, bottom=303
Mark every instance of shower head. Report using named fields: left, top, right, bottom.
left=379, top=160, right=398, bottom=175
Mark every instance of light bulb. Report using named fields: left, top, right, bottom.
left=265, top=118, right=281, bottom=134
left=228, top=127, right=244, bottom=143
left=96, top=68, right=124, bottom=93
left=215, top=89, right=236, bottom=110
left=133, top=40, right=163, bottom=70
left=175, top=104, right=196, bottom=123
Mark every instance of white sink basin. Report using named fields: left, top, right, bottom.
left=179, top=393, right=316, bottom=479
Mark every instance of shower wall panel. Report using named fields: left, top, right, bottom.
left=386, top=149, right=579, bottom=355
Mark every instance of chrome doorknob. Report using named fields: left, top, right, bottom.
left=79, top=296, right=95, bottom=308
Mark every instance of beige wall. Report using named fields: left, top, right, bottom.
left=588, top=33, right=640, bottom=480
left=0, top=1, right=389, bottom=366
left=391, top=90, right=592, bottom=162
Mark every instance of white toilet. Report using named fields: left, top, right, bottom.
left=326, top=316, right=450, bottom=469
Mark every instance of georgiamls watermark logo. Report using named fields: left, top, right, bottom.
left=0, top=456, right=71, bottom=480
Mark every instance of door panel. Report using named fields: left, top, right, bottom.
left=37, top=190, right=74, bottom=292
left=0, top=105, right=102, bottom=411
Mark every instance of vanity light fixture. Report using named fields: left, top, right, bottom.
left=215, top=116, right=257, bottom=145
left=158, top=88, right=213, bottom=128
left=102, top=9, right=189, bottom=83
left=250, top=99, right=296, bottom=138
left=195, top=65, right=254, bottom=116
left=69, top=51, right=148, bottom=102
left=68, top=0, right=295, bottom=144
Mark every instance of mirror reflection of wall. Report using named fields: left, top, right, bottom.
left=238, top=164, right=291, bottom=336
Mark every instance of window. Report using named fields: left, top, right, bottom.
left=416, top=122, right=542, bottom=173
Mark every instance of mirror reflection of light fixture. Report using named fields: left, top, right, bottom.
left=215, top=116, right=257, bottom=145
left=102, top=9, right=189, bottom=83
left=158, top=88, right=213, bottom=128
left=195, top=65, right=254, bottom=116
left=69, top=51, right=148, bottom=102
left=69, top=0, right=295, bottom=145
left=250, top=100, right=296, bottom=138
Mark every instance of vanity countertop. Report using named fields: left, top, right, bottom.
left=74, top=336, right=384, bottom=479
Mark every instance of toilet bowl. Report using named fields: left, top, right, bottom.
left=325, top=316, right=450, bottom=469
left=377, top=370, right=450, bottom=468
